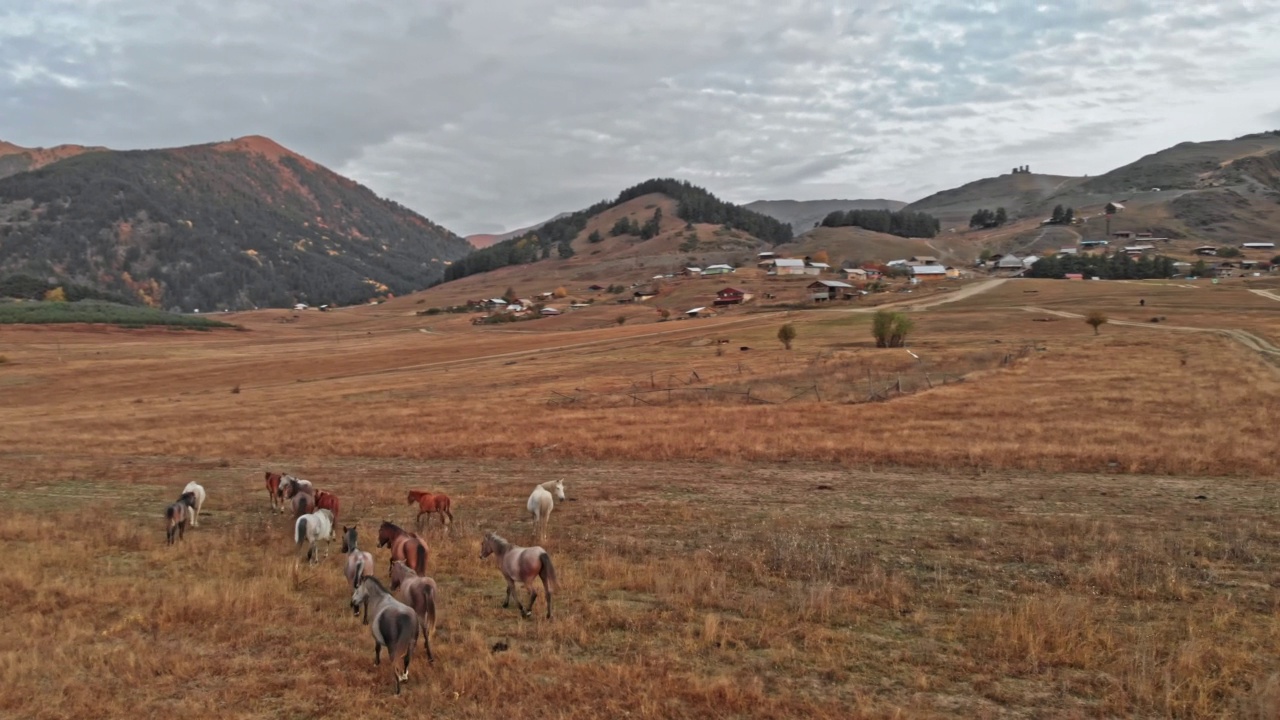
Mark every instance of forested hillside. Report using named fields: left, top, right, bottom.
left=0, top=136, right=472, bottom=310
left=443, top=178, right=792, bottom=282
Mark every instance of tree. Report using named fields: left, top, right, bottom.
left=502, top=286, right=518, bottom=302
left=43, top=286, right=67, bottom=302
left=777, top=323, right=797, bottom=350
left=1271, top=254, right=1280, bottom=266
left=872, top=310, right=913, bottom=347
left=1085, top=310, right=1108, bottom=335
left=610, top=217, right=635, bottom=237
left=1218, top=246, right=1242, bottom=258
left=978, top=248, right=992, bottom=262
left=994, top=207, right=1008, bottom=226
left=1192, top=259, right=1208, bottom=277
left=616, top=315, right=628, bottom=326
left=552, top=286, right=568, bottom=298
left=1050, top=205, right=1065, bottom=224
left=811, top=249, right=830, bottom=265
left=658, top=308, right=671, bottom=320
left=1062, top=207, right=1075, bottom=224
left=587, top=230, right=603, bottom=244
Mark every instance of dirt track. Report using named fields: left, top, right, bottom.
left=1022, top=306, right=1280, bottom=359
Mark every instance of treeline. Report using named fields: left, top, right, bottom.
left=819, top=208, right=940, bottom=238
left=1025, top=252, right=1177, bottom=280
left=1046, top=204, right=1075, bottom=225
left=443, top=178, right=792, bottom=283
left=0, top=273, right=132, bottom=303
left=0, top=145, right=472, bottom=311
left=969, top=207, right=1008, bottom=228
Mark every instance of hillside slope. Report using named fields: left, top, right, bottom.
left=0, top=136, right=472, bottom=310
left=905, top=172, right=1083, bottom=228
left=0, top=141, right=107, bottom=179
left=466, top=212, right=572, bottom=249
left=744, top=199, right=907, bottom=237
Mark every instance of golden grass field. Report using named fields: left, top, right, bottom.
left=2, top=276, right=1279, bottom=718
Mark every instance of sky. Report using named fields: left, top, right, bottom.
left=3, top=1, right=1280, bottom=236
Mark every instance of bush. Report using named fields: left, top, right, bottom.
left=0, top=300, right=234, bottom=329
left=1085, top=310, right=1108, bottom=335
left=872, top=310, right=913, bottom=347
left=616, top=315, right=628, bottom=326
left=777, top=323, right=797, bottom=350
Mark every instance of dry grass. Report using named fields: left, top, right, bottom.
left=2, top=276, right=1279, bottom=717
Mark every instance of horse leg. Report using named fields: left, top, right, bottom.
left=543, top=578, right=553, bottom=620
left=503, top=579, right=516, bottom=610
left=525, top=586, right=537, bottom=619
left=374, top=641, right=382, bottom=665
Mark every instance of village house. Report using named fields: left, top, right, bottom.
left=994, top=254, right=1025, bottom=271
left=586, top=285, right=605, bottom=292
left=702, top=264, right=734, bottom=276
left=713, top=287, right=748, bottom=306
left=683, top=267, right=702, bottom=277
left=909, top=255, right=940, bottom=265
left=1080, top=239, right=1109, bottom=248
left=685, top=306, right=710, bottom=318
left=540, top=307, right=562, bottom=316
left=1193, top=246, right=1218, bottom=256
left=771, top=258, right=806, bottom=275
left=842, top=267, right=868, bottom=282
left=1243, top=242, right=1276, bottom=250
left=633, top=287, right=658, bottom=301
left=807, top=279, right=854, bottom=301
left=910, top=265, right=948, bottom=281
left=1059, top=247, right=1079, bottom=255
left=804, top=261, right=830, bottom=275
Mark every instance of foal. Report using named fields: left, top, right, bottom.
left=351, top=576, right=419, bottom=695
left=480, top=531, right=557, bottom=619
left=389, top=560, right=438, bottom=663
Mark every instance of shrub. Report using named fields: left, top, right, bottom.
left=616, top=315, right=628, bottom=326
left=552, top=286, right=568, bottom=298
left=872, top=310, right=913, bottom=348
left=1085, top=310, right=1108, bottom=335
left=777, top=323, right=797, bottom=350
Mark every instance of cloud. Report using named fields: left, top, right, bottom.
left=2, top=0, right=1279, bottom=234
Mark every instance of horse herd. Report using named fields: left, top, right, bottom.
left=160, top=472, right=569, bottom=694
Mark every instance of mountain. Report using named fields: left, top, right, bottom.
left=744, top=199, right=907, bottom=237
left=443, top=178, right=793, bottom=283
left=466, top=212, right=573, bottom=249
left=0, top=141, right=107, bottom=179
left=0, top=135, right=473, bottom=310
left=905, top=172, right=1084, bottom=229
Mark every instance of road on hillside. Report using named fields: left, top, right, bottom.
left=1249, top=289, right=1280, bottom=303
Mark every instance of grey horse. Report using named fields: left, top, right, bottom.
left=351, top=576, right=419, bottom=694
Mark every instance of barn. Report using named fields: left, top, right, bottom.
left=807, top=279, right=854, bottom=301
left=713, top=287, right=747, bottom=306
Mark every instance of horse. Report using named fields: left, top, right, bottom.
left=294, top=508, right=335, bottom=564
left=480, top=531, right=557, bottom=620
left=164, top=492, right=197, bottom=545
left=377, top=522, right=429, bottom=575
left=314, top=489, right=341, bottom=522
left=351, top=576, right=419, bottom=695
left=526, top=479, right=566, bottom=537
left=181, top=481, right=206, bottom=527
left=406, top=490, right=453, bottom=530
left=343, top=525, right=376, bottom=621
left=265, top=471, right=284, bottom=512
left=291, top=492, right=316, bottom=519
left=389, top=560, right=438, bottom=662
left=280, top=475, right=314, bottom=501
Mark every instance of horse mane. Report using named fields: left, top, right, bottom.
left=486, top=532, right=512, bottom=552
left=359, top=575, right=391, bottom=594
left=537, top=480, right=561, bottom=491
left=177, top=491, right=196, bottom=506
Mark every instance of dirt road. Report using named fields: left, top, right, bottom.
left=1022, top=307, right=1280, bottom=359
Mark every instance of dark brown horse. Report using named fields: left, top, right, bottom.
left=389, top=560, right=437, bottom=663
left=265, top=471, right=284, bottom=512
left=377, top=521, right=429, bottom=575
left=164, top=492, right=197, bottom=545
left=406, top=490, right=453, bottom=529
left=315, top=489, right=341, bottom=522
left=292, top=492, right=316, bottom=519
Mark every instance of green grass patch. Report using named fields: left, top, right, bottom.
left=0, top=300, right=236, bottom=329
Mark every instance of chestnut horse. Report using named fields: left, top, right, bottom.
left=406, top=490, right=453, bottom=530
left=389, top=560, right=438, bottom=662
left=377, top=521, right=429, bottom=575
left=315, top=490, right=341, bottom=523
left=265, top=471, right=284, bottom=512
left=480, top=531, right=557, bottom=619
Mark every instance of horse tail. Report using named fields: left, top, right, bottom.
left=295, top=517, right=308, bottom=546
left=539, top=552, right=557, bottom=592
left=414, top=542, right=428, bottom=574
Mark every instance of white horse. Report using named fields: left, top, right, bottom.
left=526, top=479, right=566, bottom=536
left=182, top=481, right=207, bottom=527
left=295, top=508, right=335, bottom=564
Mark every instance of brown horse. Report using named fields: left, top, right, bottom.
left=406, top=490, right=453, bottom=530
left=292, top=492, right=316, bottom=519
left=480, top=531, right=557, bottom=619
left=265, top=471, right=284, bottom=512
left=389, top=560, right=438, bottom=663
left=377, top=522, right=429, bottom=575
left=315, top=489, right=341, bottom=522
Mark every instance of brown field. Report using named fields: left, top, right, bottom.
left=2, top=277, right=1279, bottom=718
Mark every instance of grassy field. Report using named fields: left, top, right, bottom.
left=1, top=276, right=1278, bottom=718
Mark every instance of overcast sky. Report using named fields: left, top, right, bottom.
left=4, top=1, right=1279, bottom=236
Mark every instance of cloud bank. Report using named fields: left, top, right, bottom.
left=4, top=0, right=1279, bottom=234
